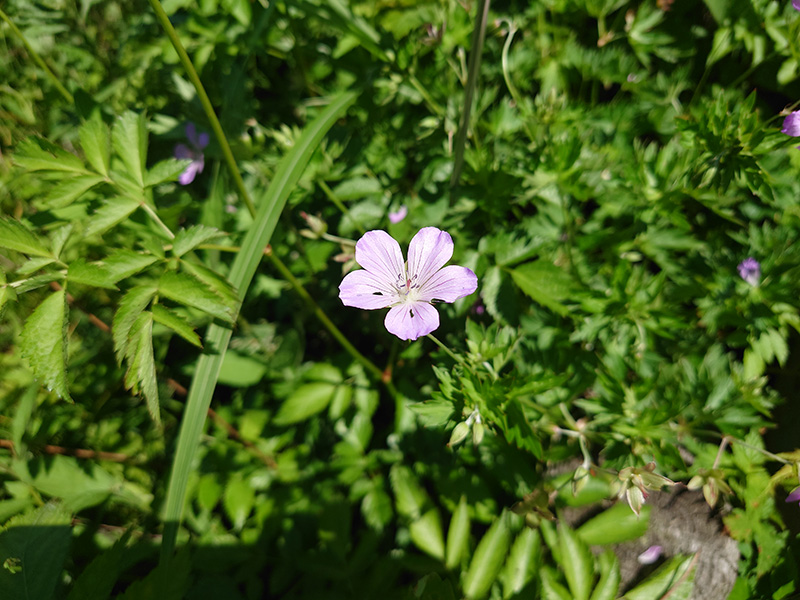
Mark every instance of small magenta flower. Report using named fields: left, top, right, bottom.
left=737, top=257, right=761, bottom=286
left=793, top=0, right=800, bottom=12
left=782, top=111, right=800, bottom=137
left=637, top=545, right=663, bottom=565
left=787, top=487, right=800, bottom=505
left=174, top=123, right=209, bottom=185
left=339, top=227, right=478, bottom=341
left=389, top=205, right=408, bottom=224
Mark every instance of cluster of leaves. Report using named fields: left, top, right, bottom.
left=2, top=0, right=800, bottom=598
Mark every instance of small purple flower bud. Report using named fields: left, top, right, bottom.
left=174, top=122, right=209, bottom=185
left=787, top=486, right=800, bottom=504
left=388, top=205, right=408, bottom=224
left=637, top=545, right=663, bottom=565
left=737, top=257, right=761, bottom=286
left=782, top=111, right=800, bottom=137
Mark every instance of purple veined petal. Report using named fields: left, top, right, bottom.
left=384, top=302, right=440, bottom=341
left=781, top=111, right=800, bottom=137
left=197, top=131, right=210, bottom=149
left=179, top=160, right=202, bottom=185
left=794, top=0, right=800, bottom=12
left=418, top=265, right=478, bottom=303
left=174, top=143, right=193, bottom=160
left=786, top=486, right=800, bottom=504
left=354, top=230, right=406, bottom=289
left=388, top=205, right=408, bottom=224
left=194, top=154, right=205, bottom=176
left=407, top=227, right=454, bottom=287
left=185, top=122, right=199, bottom=146
left=339, top=269, right=398, bottom=309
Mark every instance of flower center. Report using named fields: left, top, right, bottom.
left=396, top=271, right=421, bottom=303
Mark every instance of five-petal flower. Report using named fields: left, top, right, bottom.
left=737, top=257, right=761, bottom=286
left=339, top=227, right=478, bottom=341
left=782, top=111, right=800, bottom=137
left=174, top=123, right=209, bottom=185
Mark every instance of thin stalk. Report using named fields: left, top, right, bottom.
left=319, top=180, right=365, bottom=235
left=407, top=73, right=445, bottom=116
left=449, top=0, right=491, bottom=191
left=140, top=202, right=175, bottom=239
left=147, top=0, right=257, bottom=218
left=500, top=20, right=536, bottom=143
left=426, top=334, right=467, bottom=367
left=0, top=7, right=74, bottom=104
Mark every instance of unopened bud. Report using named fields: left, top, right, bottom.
left=472, top=421, right=484, bottom=446
left=299, top=212, right=327, bottom=238
left=448, top=421, right=470, bottom=448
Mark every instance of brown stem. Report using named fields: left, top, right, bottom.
left=0, top=439, right=130, bottom=462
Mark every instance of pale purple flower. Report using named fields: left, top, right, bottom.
left=388, top=205, right=408, bottom=224
left=174, top=123, right=209, bottom=185
left=637, top=545, right=663, bottom=565
left=737, top=257, right=761, bottom=286
left=787, top=487, right=800, bottom=505
left=339, top=227, right=478, bottom=341
left=793, top=0, right=800, bottom=12
left=781, top=111, right=800, bottom=137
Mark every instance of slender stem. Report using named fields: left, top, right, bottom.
left=449, top=0, right=491, bottom=191
left=426, top=334, right=468, bottom=367
left=500, top=20, right=536, bottom=144
left=318, top=180, right=365, bottom=235
left=407, top=73, right=445, bottom=116
left=147, top=0, right=257, bottom=218
left=725, top=435, right=791, bottom=465
left=711, top=436, right=729, bottom=469
left=140, top=202, right=175, bottom=239
left=0, top=7, right=74, bottom=105
left=265, top=247, right=396, bottom=396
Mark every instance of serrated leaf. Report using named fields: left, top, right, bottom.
left=445, top=496, right=471, bottom=569
left=13, top=137, right=88, bottom=173
left=66, top=533, right=129, bottom=600
left=0, top=286, right=14, bottom=320
left=86, top=197, right=140, bottom=237
left=589, top=550, right=621, bottom=600
left=145, top=158, right=191, bottom=187
left=19, top=290, right=71, bottom=401
left=79, top=115, right=111, bottom=176
left=463, top=511, right=512, bottom=599
left=577, top=503, right=651, bottom=546
left=501, top=528, right=540, bottom=598
left=158, top=271, right=235, bottom=323
left=390, top=464, right=429, bottom=520
left=112, top=111, right=148, bottom=187
left=409, top=508, right=445, bottom=560
left=152, top=304, right=201, bottom=348
left=179, top=260, right=238, bottom=304
left=13, top=273, right=62, bottom=294
left=409, top=398, right=456, bottom=428
left=101, top=250, right=159, bottom=283
left=558, top=523, right=593, bottom=600
left=43, top=174, right=105, bottom=209
left=171, top=225, right=226, bottom=258
left=510, top=261, right=576, bottom=316
left=0, top=218, right=52, bottom=258
left=273, top=382, right=337, bottom=425
left=222, top=477, right=255, bottom=530
left=124, top=312, right=160, bottom=425
left=541, top=567, right=574, bottom=600
left=15, top=256, right=56, bottom=277
left=50, top=224, right=73, bottom=258
left=112, top=286, right=157, bottom=362
left=622, top=555, right=696, bottom=600
left=67, top=259, right=118, bottom=290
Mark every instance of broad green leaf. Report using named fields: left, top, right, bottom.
left=541, top=567, right=573, bottom=600
left=577, top=503, right=651, bottom=545
left=19, top=290, right=71, bottom=401
left=66, top=533, right=129, bottom=600
left=589, top=550, right=621, bottom=600
left=390, top=464, right=429, bottom=520
left=362, top=483, right=393, bottom=532
left=13, top=273, right=62, bottom=294
left=79, top=115, right=111, bottom=176
left=463, top=511, right=512, bottom=599
left=145, top=158, right=191, bottom=187
left=622, top=555, right=696, bottom=600
left=500, top=528, right=540, bottom=598
left=410, top=508, right=445, bottom=560
left=161, top=91, right=358, bottom=560
left=86, top=196, right=140, bottom=237
left=15, top=256, right=56, bottom=277
left=67, top=258, right=118, bottom=290
left=558, top=523, right=593, bottom=600
left=116, top=551, right=191, bottom=600
left=0, top=502, right=72, bottom=600
left=409, top=398, right=456, bottom=428
left=124, top=312, right=160, bottom=425
left=445, top=496, right=471, bottom=569
left=273, top=382, right=337, bottom=425
left=101, top=250, right=159, bottom=283
left=152, top=304, right=201, bottom=348
left=217, top=351, right=268, bottom=387
left=112, top=111, right=148, bottom=187
left=158, top=271, right=235, bottom=323
left=50, top=224, right=73, bottom=258
left=43, top=174, right=105, bottom=209
left=223, top=477, right=255, bottom=530
left=13, top=137, right=88, bottom=173
left=509, top=261, right=576, bottom=316
left=112, top=286, right=157, bottom=361
left=179, top=260, right=238, bottom=305
left=11, top=384, right=38, bottom=456
left=171, top=225, right=226, bottom=257
left=0, top=218, right=52, bottom=258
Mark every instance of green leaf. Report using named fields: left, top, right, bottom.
left=410, top=398, right=456, bottom=428
left=179, top=260, right=238, bottom=305
left=273, top=382, right=337, bottom=425
left=622, top=555, right=696, bottom=600
left=222, top=477, right=255, bottom=530
left=217, top=351, right=268, bottom=387
left=541, top=567, right=573, bottom=600
left=171, top=225, right=226, bottom=257
left=15, top=256, right=56, bottom=277
left=390, top=464, right=429, bottom=520
left=67, top=258, right=118, bottom=290
left=79, top=115, right=111, bottom=177
left=589, top=550, right=621, bottom=600
left=112, top=286, right=157, bottom=362
left=0, top=218, right=52, bottom=258
left=13, top=137, right=88, bottom=173
left=86, top=196, right=140, bottom=237
left=500, top=528, right=540, bottom=598
left=161, top=91, right=358, bottom=560
left=112, top=111, right=148, bottom=187
left=43, top=174, right=105, bottom=209
left=558, top=523, right=593, bottom=600
left=463, top=511, right=512, bottom=599
left=66, top=533, right=129, bottom=600
left=145, top=158, right=191, bottom=187
left=152, top=304, right=201, bottom=348
left=445, top=496, right=471, bottom=569
left=577, top=503, right=651, bottom=545
left=124, top=312, right=160, bottom=425
left=101, top=250, right=159, bottom=283
left=0, top=502, right=72, bottom=600
left=509, top=261, right=576, bottom=316
left=19, top=290, right=71, bottom=401
left=410, top=508, right=445, bottom=560
left=116, top=551, right=191, bottom=600
left=158, top=271, right=235, bottom=323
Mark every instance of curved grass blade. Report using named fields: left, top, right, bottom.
left=160, top=90, right=357, bottom=561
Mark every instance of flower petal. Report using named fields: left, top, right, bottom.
left=782, top=111, right=800, bottom=137
left=384, top=302, right=439, bottom=340
left=179, top=161, right=202, bottom=185
left=354, top=230, right=406, bottom=288
left=418, top=265, right=478, bottom=303
left=174, top=143, right=193, bottom=160
left=407, top=227, right=454, bottom=287
left=388, top=205, right=408, bottom=224
left=197, top=131, right=210, bottom=149
left=186, top=122, right=199, bottom=146
left=795, top=0, right=800, bottom=11
left=339, top=270, right=397, bottom=309
left=786, top=486, right=800, bottom=504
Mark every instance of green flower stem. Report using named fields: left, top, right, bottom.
left=147, top=0, right=257, bottom=218
left=265, top=247, right=396, bottom=396
left=407, top=73, right=445, bottom=116
left=725, top=435, right=792, bottom=465
left=500, top=20, right=536, bottom=143
left=426, top=334, right=468, bottom=367
left=318, top=180, right=365, bottom=235
left=140, top=202, right=175, bottom=239
left=0, top=7, right=74, bottom=105
left=449, top=0, right=491, bottom=191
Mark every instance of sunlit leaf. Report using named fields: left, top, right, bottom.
left=19, top=289, right=71, bottom=401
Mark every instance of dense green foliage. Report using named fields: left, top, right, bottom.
left=2, top=0, right=800, bottom=597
